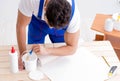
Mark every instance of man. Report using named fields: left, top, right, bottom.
left=16, top=0, right=80, bottom=70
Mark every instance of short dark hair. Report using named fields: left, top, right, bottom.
left=46, top=0, right=71, bottom=29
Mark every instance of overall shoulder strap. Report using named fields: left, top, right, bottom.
left=70, top=0, right=75, bottom=21
left=38, top=0, right=44, bottom=19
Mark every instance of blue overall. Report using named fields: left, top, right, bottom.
left=28, top=0, right=75, bottom=44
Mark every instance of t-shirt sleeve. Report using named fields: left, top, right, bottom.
left=66, top=5, right=81, bottom=33
left=18, top=0, right=33, bottom=17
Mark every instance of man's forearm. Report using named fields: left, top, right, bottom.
left=16, top=10, right=31, bottom=56
left=16, top=27, right=26, bottom=56
left=46, top=45, right=77, bottom=56
left=45, top=30, right=79, bottom=56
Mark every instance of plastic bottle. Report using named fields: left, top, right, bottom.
left=9, top=46, right=18, bottom=73
left=104, top=18, right=114, bottom=32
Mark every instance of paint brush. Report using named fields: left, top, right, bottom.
left=26, top=49, right=33, bottom=61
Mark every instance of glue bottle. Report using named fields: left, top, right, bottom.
left=9, top=46, right=18, bottom=73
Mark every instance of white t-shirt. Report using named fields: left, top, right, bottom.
left=19, top=0, right=80, bottom=33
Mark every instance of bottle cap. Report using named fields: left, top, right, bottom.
left=11, top=47, right=15, bottom=53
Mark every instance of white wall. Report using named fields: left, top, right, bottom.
left=78, top=0, right=120, bottom=18
left=0, top=0, right=19, bottom=45
left=0, top=0, right=120, bottom=45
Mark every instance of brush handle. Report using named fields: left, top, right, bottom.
left=29, top=49, right=33, bottom=55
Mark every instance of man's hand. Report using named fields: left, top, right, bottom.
left=32, top=44, right=49, bottom=55
left=18, top=56, right=24, bottom=71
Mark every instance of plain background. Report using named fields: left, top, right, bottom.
left=0, top=0, right=120, bottom=45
